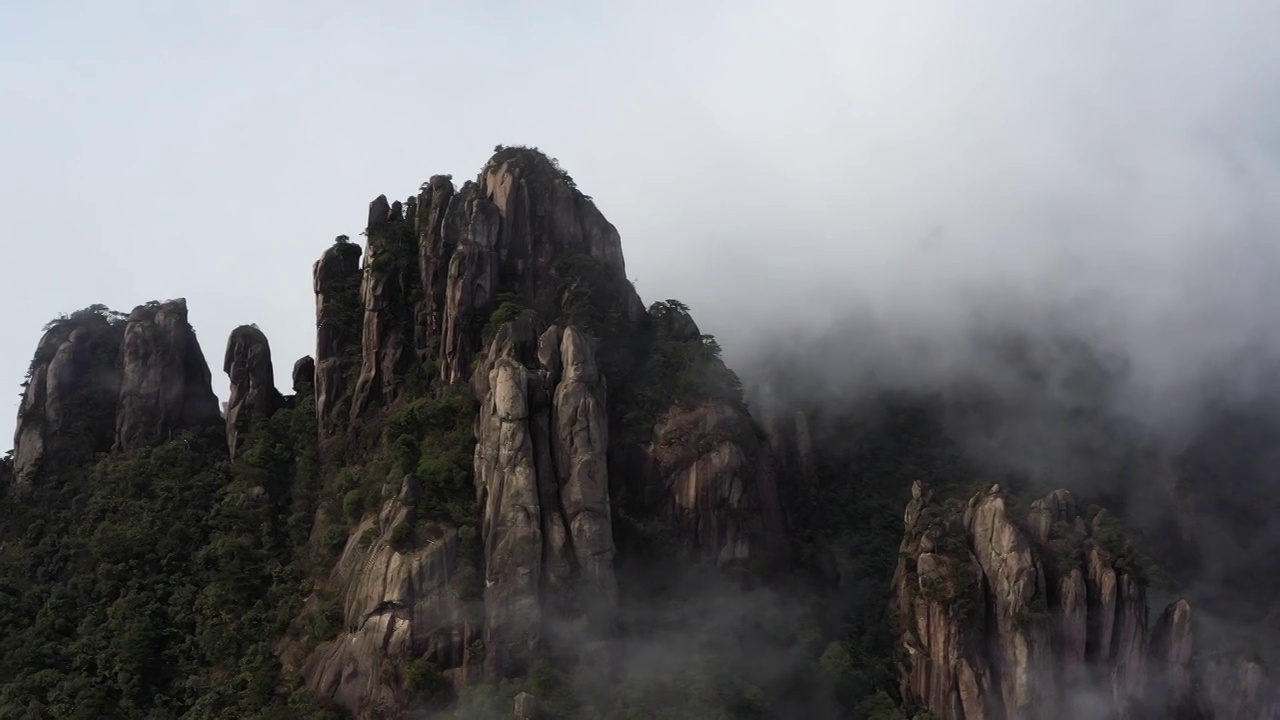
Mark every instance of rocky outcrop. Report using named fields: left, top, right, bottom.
left=631, top=306, right=789, bottom=572
left=313, top=238, right=363, bottom=436
left=549, top=325, right=617, bottom=622
left=114, top=299, right=221, bottom=452
left=1143, top=601, right=1279, bottom=720
left=892, top=482, right=994, bottom=719
left=223, top=325, right=282, bottom=458
left=302, top=475, right=478, bottom=714
left=438, top=183, right=502, bottom=385
left=470, top=314, right=617, bottom=679
left=301, top=148, right=790, bottom=710
left=645, top=402, right=789, bottom=571
left=1148, top=599, right=1197, bottom=716
left=413, top=174, right=457, bottom=360
left=12, top=310, right=124, bottom=482
left=14, top=301, right=220, bottom=478
left=425, top=150, right=645, bottom=387
left=351, top=198, right=419, bottom=421
left=293, top=355, right=315, bottom=393
left=893, top=482, right=1278, bottom=720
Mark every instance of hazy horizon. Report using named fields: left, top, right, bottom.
left=5, top=1, right=1280, bottom=450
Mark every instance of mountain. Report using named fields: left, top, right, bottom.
left=0, top=146, right=1275, bottom=719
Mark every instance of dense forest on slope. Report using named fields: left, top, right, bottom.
left=1, top=149, right=1276, bottom=719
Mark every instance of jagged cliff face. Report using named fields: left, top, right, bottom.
left=13, top=300, right=221, bottom=482
left=469, top=315, right=618, bottom=679
left=892, top=481, right=1278, bottom=719
left=295, top=148, right=791, bottom=713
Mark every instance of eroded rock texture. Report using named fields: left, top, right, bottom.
left=12, top=310, right=123, bottom=482
left=893, top=482, right=1278, bottom=720
left=313, top=238, right=363, bottom=437
left=469, top=315, right=617, bottom=679
left=351, top=197, right=419, bottom=421
left=645, top=402, right=789, bottom=571
left=300, top=147, right=791, bottom=712
left=302, top=475, right=478, bottom=717
left=223, top=324, right=282, bottom=458
left=114, top=299, right=221, bottom=452
left=632, top=306, right=790, bottom=572
left=14, top=301, right=221, bottom=480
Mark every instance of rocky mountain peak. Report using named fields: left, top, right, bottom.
left=313, top=237, right=363, bottom=437
left=13, top=299, right=221, bottom=481
left=12, top=306, right=125, bottom=482
left=223, top=324, right=282, bottom=458
left=292, top=148, right=791, bottom=713
left=113, top=298, right=221, bottom=452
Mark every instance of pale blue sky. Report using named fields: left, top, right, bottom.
left=4, top=1, right=1280, bottom=446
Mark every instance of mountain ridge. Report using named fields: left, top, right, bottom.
left=1, top=146, right=1276, bottom=719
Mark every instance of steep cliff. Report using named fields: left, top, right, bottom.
left=224, top=324, right=283, bottom=458
left=314, top=237, right=364, bottom=437
left=12, top=307, right=124, bottom=482
left=350, top=197, right=419, bottom=421
left=892, top=481, right=1278, bottom=719
left=293, top=147, right=791, bottom=714
left=114, top=298, right=222, bottom=451
left=13, top=300, right=221, bottom=481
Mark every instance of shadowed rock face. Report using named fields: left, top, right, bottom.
left=292, top=355, right=315, bottom=393
left=313, top=239, right=363, bottom=437
left=892, top=482, right=1278, bottom=720
left=12, top=311, right=124, bottom=482
left=14, top=301, right=220, bottom=481
left=113, top=299, right=221, bottom=452
left=223, top=325, right=282, bottom=458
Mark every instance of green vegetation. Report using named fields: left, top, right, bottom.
left=487, top=292, right=527, bottom=327
left=0, top=328, right=349, bottom=717
left=366, top=207, right=418, bottom=280
left=402, top=658, right=448, bottom=695
left=379, top=383, right=478, bottom=529
left=1093, top=513, right=1161, bottom=585
left=486, top=144, right=582, bottom=193
left=618, top=299, right=746, bottom=441
left=443, top=655, right=774, bottom=720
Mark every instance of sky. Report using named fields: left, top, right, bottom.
left=3, top=1, right=1280, bottom=448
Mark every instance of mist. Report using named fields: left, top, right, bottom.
left=5, top=2, right=1280, bottom=453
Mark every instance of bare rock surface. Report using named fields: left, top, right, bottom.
left=114, top=299, right=221, bottom=452
left=223, top=324, right=282, bottom=458
left=893, top=482, right=1277, bottom=720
